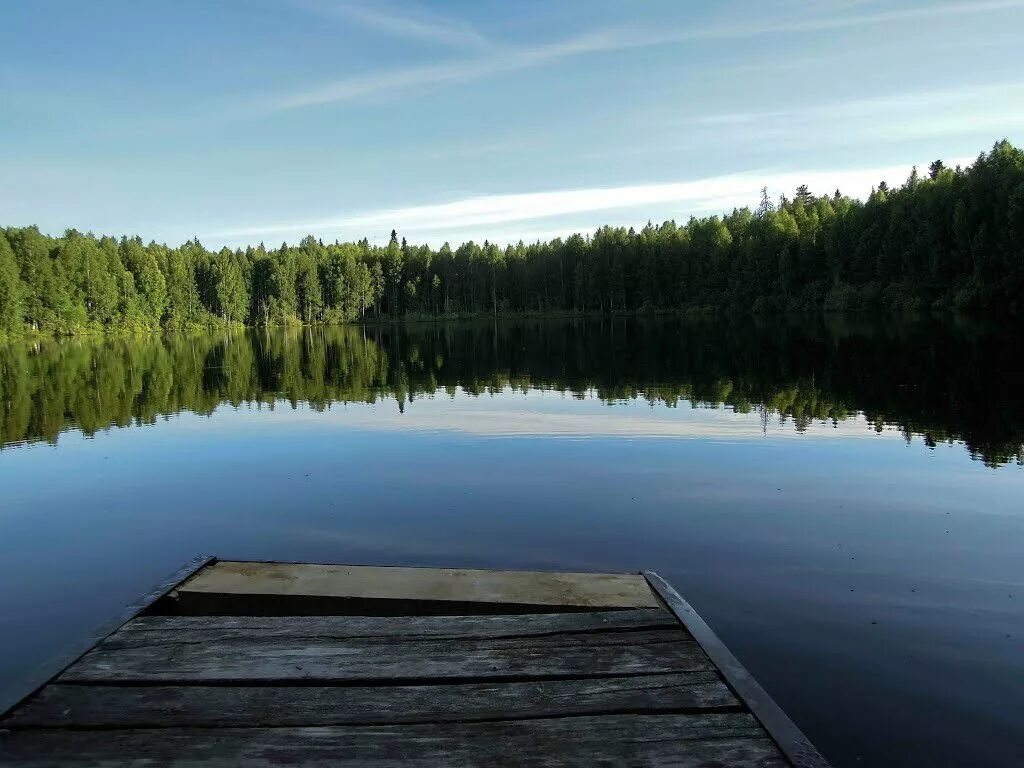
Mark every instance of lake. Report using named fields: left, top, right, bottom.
left=1, top=316, right=1021, bottom=767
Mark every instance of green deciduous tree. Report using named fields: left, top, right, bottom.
left=3, top=140, right=1023, bottom=334
left=0, top=230, right=24, bottom=334
left=120, top=237, right=167, bottom=327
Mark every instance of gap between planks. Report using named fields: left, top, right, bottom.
left=59, top=627, right=711, bottom=685
left=109, top=608, right=681, bottom=646
left=5, top=672, right=741, bottom=729
left=0, top=713, right=789, bottom=767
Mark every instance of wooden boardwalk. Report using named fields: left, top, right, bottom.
left=0, top=558, right=830, bottom=767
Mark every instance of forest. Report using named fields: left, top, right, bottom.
left=1, top=318, right=1021, bottom=467
left=0, top=140, right=1022, bottom=338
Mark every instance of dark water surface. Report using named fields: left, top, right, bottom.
left=1, top=317, right=1022, bottom=767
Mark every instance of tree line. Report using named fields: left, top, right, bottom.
left=1, top=140, right=1022, bottom=338
left=2, top=317, right=1021, bottom=467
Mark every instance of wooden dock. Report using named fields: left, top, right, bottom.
left=0, top=557, right=830, bottom=766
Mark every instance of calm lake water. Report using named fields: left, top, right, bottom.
left=1, top=317, right=1022, bottom=767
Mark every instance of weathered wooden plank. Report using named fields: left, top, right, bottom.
left=173, top=561, right=660, bottom=614
left=60, top=629, right=710, bottom=684
left=5, top=672, right=739, bottom=728
left=110, top=609, right=679, bottom=647
left=0, top=713, right=787, bottom=767
left=644, top=571, right=831, bottom=768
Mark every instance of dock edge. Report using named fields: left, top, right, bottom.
left=642, top=570, right=832, bottom=768
left=0, top=553, right=216, bottom=719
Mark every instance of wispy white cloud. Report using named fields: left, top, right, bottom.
left=295, top=0, right=489, bottom=49
left=693, top=82, right=1024, bottom=127
left=726, top=22, right=1022, bottom=76
left=575, top=80, right=1024, bottom=167
left=262, top=0, right=1024, bottom=112
left=686, top=0, right=1024, bottom=39
left=687, top=82, right=1024, bottom=148
left=265, top=31, right=618, bottom=111
left=421, top=135, right=541, bottom=161
left=203, top=159, right=951, bottom=246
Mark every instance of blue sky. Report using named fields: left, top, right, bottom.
left=3, top=0, right=1023, bottom=248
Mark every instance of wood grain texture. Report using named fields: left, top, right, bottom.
left=60, top=629, right=711, bottom=684
left=0, top=713, right=787, bottom=767
left=175, top=561, right=660, bottom=612
left=5, top=673, right=739, bottom=728
left=111, top=609, right=679, bottom=646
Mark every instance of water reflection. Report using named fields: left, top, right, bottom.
left=1, top=316, right=1021, bottom=466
